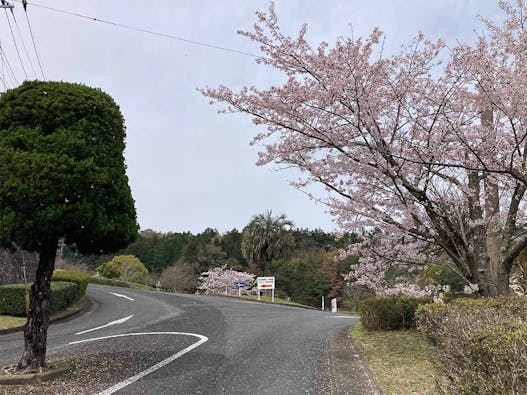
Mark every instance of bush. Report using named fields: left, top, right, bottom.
left=343, top=282, right=375, bottom=311
left=49, top=282, right=79, bottom=315
left=358, top=295, right=432, bottom=331
left=0, top=281, right=79, bottom=316
left=159, top=263, right=198, bottom=293
left=416, top=295, right=527, bottom=394
left=96, top=254, right=149, bottom=284
left=0, top=284, right=28, bottom=316
left=52, top=269, right=89, bottom=303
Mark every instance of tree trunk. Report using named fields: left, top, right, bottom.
left=17, top=245, right=57, bottom=369
left=496, top=263, right=511, bottom=296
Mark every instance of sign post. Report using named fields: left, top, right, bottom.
left=235, top=281, right=246, bottom=296
left=256, top=276, right=275, bottom=302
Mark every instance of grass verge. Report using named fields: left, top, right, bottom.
left=88, top=276, right=153, bottom=291
left=233, top=294, right=311, bottom=308
left=352, top=323, right=436, bottom=395
left=0, top=315, right=26, bottom=330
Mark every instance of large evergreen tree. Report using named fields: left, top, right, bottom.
left=0, top=81, right=138, bottom=369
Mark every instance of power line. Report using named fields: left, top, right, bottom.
left=11, top=9, right=38, bottom=78
left=22, top=1, right=45, bottom=79
left=15, top=1, right=258, bottom=58
left=0, top=41, right=7, bottom=90
left=3, top=7, right=28, bottom=78
left=0, top=39, right=19, bottom=86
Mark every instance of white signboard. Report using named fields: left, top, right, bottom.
left=257, top=276, right=275, bottom=290
left=256, top=276, right=275, bottom=302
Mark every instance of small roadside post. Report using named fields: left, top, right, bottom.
left=256, top=276, right=275, bottom=302
left=331, top=298, right=337, bottom=313
left=235, top=281, right=246, bottom=296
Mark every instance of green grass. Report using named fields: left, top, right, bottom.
left=0, top=315, right=26, bottom=330
left=88, top=276, right=153, bottom=290
left=352, top=323, right=436, bottom=395
left=0, top=301, right=84, bottom=330
left=233, top=294, right=310, bottom=308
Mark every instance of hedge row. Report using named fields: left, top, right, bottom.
left=416, top=295, right=527, bottom=394
left=358, top=295, right=432, bottom=330
left=88, top=276, right=133, bottom=288
left=0, top=281, right=79, bottom=316
left=52, top=269, right=89, bottom=303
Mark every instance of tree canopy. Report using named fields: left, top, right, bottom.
left=0, top=80, right=138, bottom=254
left=0, top=80, right=138, bottom=368
left=241, top=210, right=295, bottom=275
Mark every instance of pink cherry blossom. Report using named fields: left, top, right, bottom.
left=196, top=266, right=256, bottom=296
left=202, top=1, right=527, bottom=296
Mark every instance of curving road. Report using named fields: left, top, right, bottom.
left=0, top=284, right=359, bottom=394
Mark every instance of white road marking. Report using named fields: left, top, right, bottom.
left=75, top=314, right=134, bottom=335
left=109, top=292, right=135, bottom=301
left=69, top=332, right=208, bottom=395
left=329, top=315, right=358, bottom=319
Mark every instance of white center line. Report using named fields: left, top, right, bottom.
left=75, top=314, right=134, bottom=335
left=69, top=332, right=208, bottom=395
left=109, top=292, right=135, bottom=301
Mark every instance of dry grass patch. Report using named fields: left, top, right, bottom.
left=234, top=294, right=309, bottom=308
left=352, top=323, right=436, bottom=395
left=0, top=315, right=25, bottom=330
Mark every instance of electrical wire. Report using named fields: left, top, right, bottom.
left=0, top=41, right=7, bottom=90
left=4, top=7, right=28, bottom=78
left=14, top=0, right=257, bottom=58
left=23, top=3, right=44, bottom=79
left=0, top=40, right=19, bottom=86
left=11, top=9, right=38, bottom=78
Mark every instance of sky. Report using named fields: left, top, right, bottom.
left=0, top=0, right=502, bottom=234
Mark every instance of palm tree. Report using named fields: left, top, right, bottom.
left=241, top=210, right=295, bottom=275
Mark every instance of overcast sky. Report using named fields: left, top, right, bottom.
left=0, top=0, right=502, bottom=234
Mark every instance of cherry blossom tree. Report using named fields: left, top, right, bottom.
left=203, top=1, right=527, bottom=296
left=196, top=266, right=255, bottom=296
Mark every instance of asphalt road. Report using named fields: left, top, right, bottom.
left=0, top=284, right=359, bottom=394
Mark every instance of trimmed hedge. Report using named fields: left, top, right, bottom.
left=88, top=275, right=152, bottom=290
left=0, top=281, right=79, bottom=316
left=89, top=276, right=132, bottom=288
left=52, top=269, right=89, bottom=303
left=416, top=295, right=527, bottom=394
left=358, top=295, right=432, bottom=331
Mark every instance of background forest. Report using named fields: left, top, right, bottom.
left=58, top=225, right=359, bottom=307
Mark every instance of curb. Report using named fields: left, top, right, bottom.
left=0, top=366, right=73, bottom=385
left=0, top=297, right=95, bottom=335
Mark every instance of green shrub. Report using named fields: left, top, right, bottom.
left=416, top=295, right=527, bottom=394
left=0, top=284, right=28, bottom=316
left=96, top=254, right=149, bottom=284
left=52, top=269, right=89, bottom=303
left=48, top=281, right=79, bottom=315
left=414, top=302, right=448, bottom=344
left=358, top=295, right=432, bottom=331
left=0, top=281, right=79, bottom=316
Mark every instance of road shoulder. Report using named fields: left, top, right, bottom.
left=326, top=325, right=384, bottom=395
